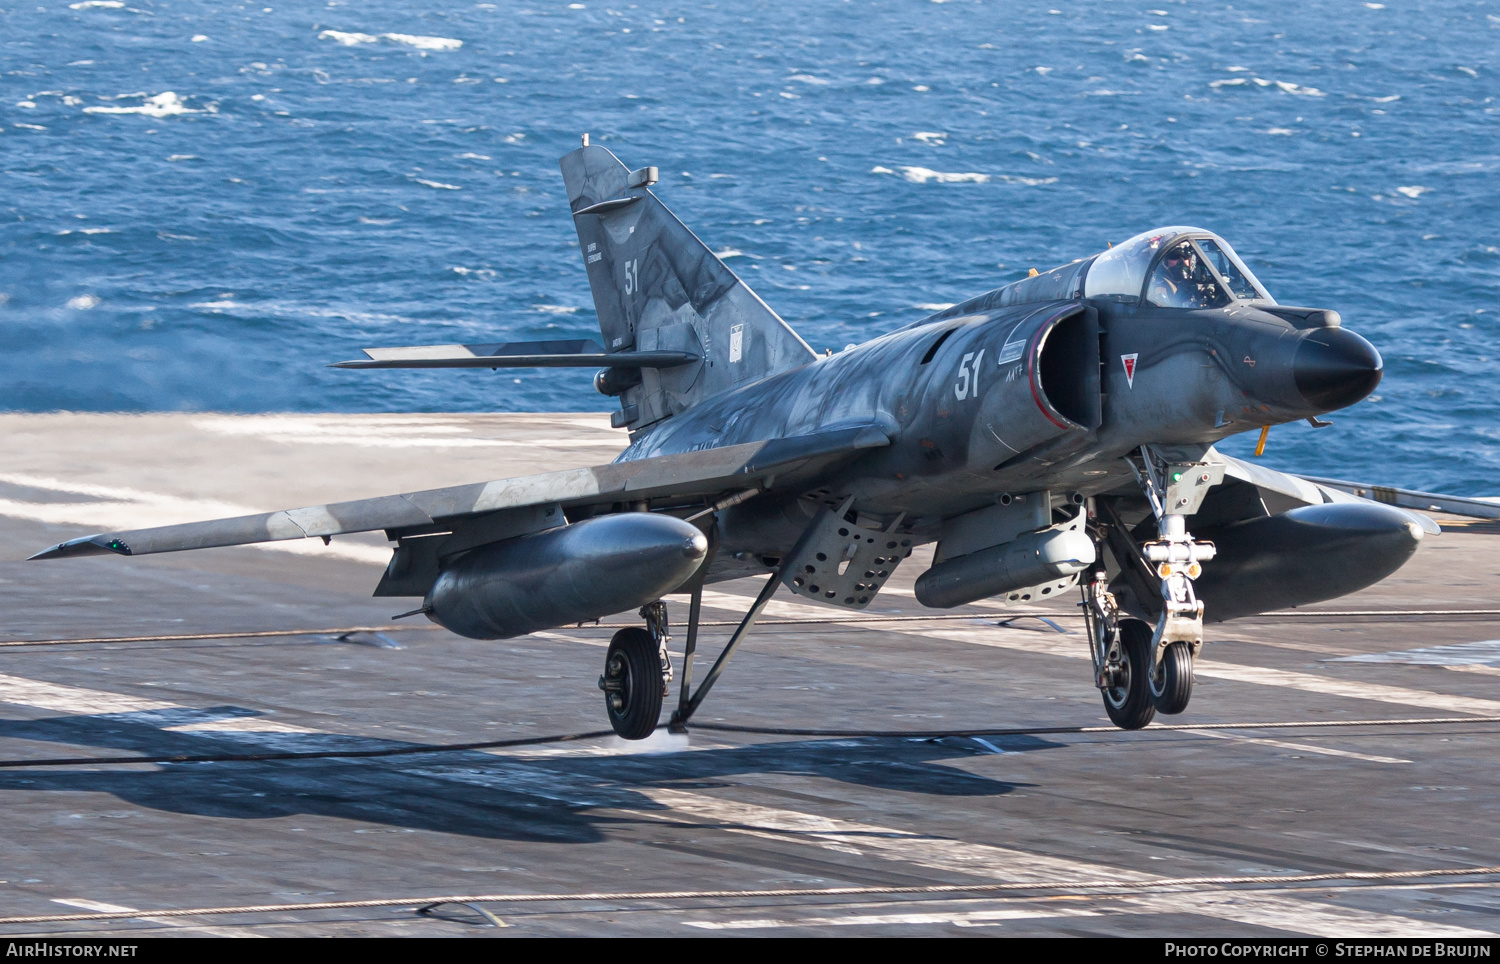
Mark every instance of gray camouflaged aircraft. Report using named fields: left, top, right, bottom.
left=32, top=139, right=1500, bottom=739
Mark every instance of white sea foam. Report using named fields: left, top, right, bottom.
left=1213, top=77, right=1324, bottom=96
left=714, top=248, right=745, bottom=259
left=317, top=30, right=460, bottom=50
left=786, top=74, right=829, bottom=85
left=532, top=304, right=579, bottom=314
left=1272, top=80, right=1324, bottom=95
left=84, top=92, right=201, bottom=116
left=13, top=123, right=47, bottom=131
left=1265, top=128, right=1295, bottom=136
left=874, top=166, right=1054, bottom=186
left=900, top=167, right=987, bottom=183
left=69, top=0, right=124, bottom=7
left=458, top=152, right=491, bottom=160
left=384, top=33, right=463, bottom=50
left=914, top=303, right=955, bottom=311
left=1396, top=186, right=1431, bottom=198
left=191, top=34, right=208, bottom=42
left=66, top=295, right=100, bottom=310
left=166, top=154, right=198, bottom=161
left=414, top=178, right=461, bottom=190
left=319, top=30, right=379, bottom=45
left=911, top=131, right=946, bottom=145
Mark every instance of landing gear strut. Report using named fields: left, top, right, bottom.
left=669, top=569, right=781, bottom=733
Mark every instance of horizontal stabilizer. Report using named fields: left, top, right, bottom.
left=330, top=338, right=698, bottom=370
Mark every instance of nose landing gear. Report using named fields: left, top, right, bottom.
left=1088, top=447, right=1222, bottom=729
left=1150, top=640, right=1194, bottom=715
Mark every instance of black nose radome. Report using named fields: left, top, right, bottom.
left=1293, top=327, right=1383, bottom=411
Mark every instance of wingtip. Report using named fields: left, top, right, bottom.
left=28, top=535, right=130, bottom=561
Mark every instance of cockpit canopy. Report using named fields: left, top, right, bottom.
left=1083, top=227, right=1274, bottom=307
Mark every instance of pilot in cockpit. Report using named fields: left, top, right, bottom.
left=1147, top=241, right=1225, bottom=309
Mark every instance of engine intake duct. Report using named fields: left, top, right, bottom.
left=914, top=523, right=1095, bottom=609
left=425, top=512, right=707, bottom=639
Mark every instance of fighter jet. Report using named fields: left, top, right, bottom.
left=31, top=138, right=1490, bottom=738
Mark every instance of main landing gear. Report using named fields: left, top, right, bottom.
left=598, top=602, right=674, bottom=740
left=599, top=569, right=782, bottom=740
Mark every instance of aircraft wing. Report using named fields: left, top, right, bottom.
left=1298, top=475, right=1500, bottom=521
left=29, top=425, right=890, bottom=560
left=1213, top=453, right=1444, bottom=534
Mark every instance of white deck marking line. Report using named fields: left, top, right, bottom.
left=628, top=788, right=1488, bottom=936
left=684, top=906, right=1099, bottom=929
left=1120, top=892, right=1496, bottom=938
left=695, top=589, right=866, bottom=622
left=0, top=672, right=358, bottom=750
left=1193, top=730, right=1411, bottom=765
left=52, top=898, right=256, bottom=937
left=0, top=672, right=177, bottom=715
left=0, top=472, right=389, bottom=565
left=633, top=786, right=1152, bottom=883
left=1195, top=662, right=1500, bottom=717
left=694, top=587, right=1011, bottom=621
left=532, top=630, right=607, bottom=647
left=899, top=625, right=1500, bottom=716
left=191, top=415, right=626, bottom=450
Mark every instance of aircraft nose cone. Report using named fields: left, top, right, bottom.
left=1292, top=328, right=1383, bottom=411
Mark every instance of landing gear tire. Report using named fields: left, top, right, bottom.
left=1150, top=641, right=1194, bottom=715
left=1103, top=618, right=1156, bottom=730
left=599, top=627, right=662, bottom=740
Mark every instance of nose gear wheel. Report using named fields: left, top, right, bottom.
left=1102, top=617, right=1156, bottom=729
left=598, top=627, right=662, bottom=740
left=1150, top=641, right=1194, bottom=714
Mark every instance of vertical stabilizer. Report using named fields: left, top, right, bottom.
left=559, top=144, right=817, bottom=432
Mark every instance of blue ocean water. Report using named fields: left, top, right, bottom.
left=2, top=0, right=1496, bottom=493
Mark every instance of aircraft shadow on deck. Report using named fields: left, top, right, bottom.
left=0, top=710, right=1054, bottom=843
